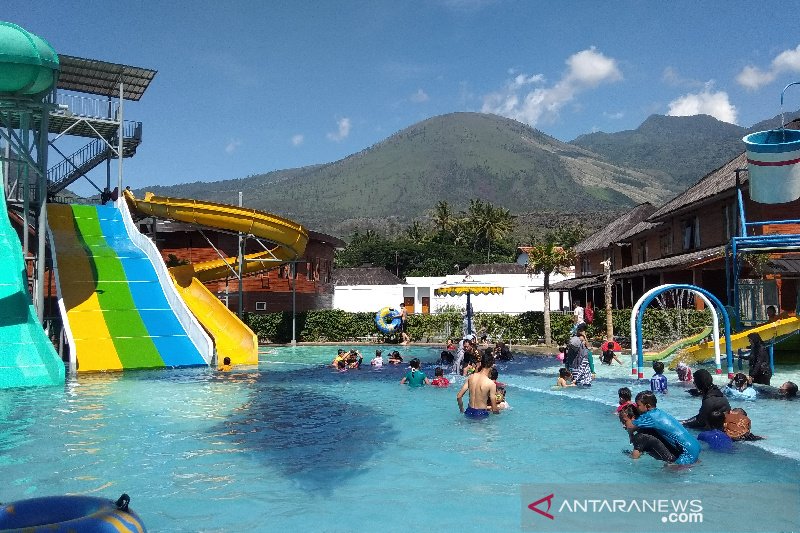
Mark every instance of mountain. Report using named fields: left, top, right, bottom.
left=570, top=111, right=800, bottom=188
left=140, top=113, right=674, bottom=237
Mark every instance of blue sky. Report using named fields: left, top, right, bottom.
left=5, top=1, right=800, bottom=195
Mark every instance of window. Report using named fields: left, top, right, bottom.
left=660, top=232, right=672, bottom=257
left=306, top=261, right=313, bottom=281
left=580, top=258, right=590, bottom=275
left=682, top=217, right=700, bottom=250
left=723, top=203, right=738, bottom=241
left=255, top=301, right=267, bottom=311
left=636, top=240, right=648, bottom=263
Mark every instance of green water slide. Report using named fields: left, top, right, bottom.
left=642, top=326, right=714, bottom=362
left=0, top=176, right=65, bottom=388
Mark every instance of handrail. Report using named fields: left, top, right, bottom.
left=53, top=93, right=119, bottom=121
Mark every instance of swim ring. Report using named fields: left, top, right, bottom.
left=375, top=307, right=402, bottom=334
left=0, top=493, right=146, bottom=532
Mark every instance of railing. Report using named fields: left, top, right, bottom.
left=52, top=93, right=118, bottom=121
left=47, top=138, right=107, bottom=187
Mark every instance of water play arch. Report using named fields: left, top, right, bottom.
left=630, top=284, right=733, bottom=379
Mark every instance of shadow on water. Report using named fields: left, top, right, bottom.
left=214, top=366, right=399, bottom=495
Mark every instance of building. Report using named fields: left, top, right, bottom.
left=139, top=218, right=345, bottom=313
left=558, top=122, right=800, bottom=324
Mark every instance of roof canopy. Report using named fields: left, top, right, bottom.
left=57, top=54, right=157, bottom=101
left=435, top=285, right=504, bottom=296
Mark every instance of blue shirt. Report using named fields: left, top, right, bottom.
left=651, top=373, right=668, bottom=393
left=697, top=429, right=734, bottom=452
left=634, top=408, right=701, bottom=465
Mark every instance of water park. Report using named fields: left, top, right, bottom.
left=1, top=21, right=800, bottom=533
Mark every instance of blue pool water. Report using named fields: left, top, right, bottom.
left=1, top=345, right=798, bottom=532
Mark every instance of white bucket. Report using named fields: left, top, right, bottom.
left=743, top=129, right=800, bottom=204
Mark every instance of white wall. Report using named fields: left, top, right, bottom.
left=333, top=272, right=573, bottom=315
left=333, top=284, right=404, bottom=312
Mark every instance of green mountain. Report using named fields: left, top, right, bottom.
left=140, top=113, right=673, bottom=237
left=570, top=111, right=800, bottom=188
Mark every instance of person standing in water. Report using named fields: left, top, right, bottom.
left=398, top=303, right=411, bottom=345
left=456, top=352, right=499, bottom=417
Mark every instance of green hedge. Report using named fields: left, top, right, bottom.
left=245, top=308, right=715, bottom=345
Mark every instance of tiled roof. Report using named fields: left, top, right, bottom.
left=612, top=246, right=726, bottom=276
left=332, top=267, right=406, bottom=286
left=573, top=203, right=657, bottom=253
left=617, top=220, right=664, bottom=242
left=544, top=276, right=601, bottom=291
left=458, top=263, right=528, bottom=275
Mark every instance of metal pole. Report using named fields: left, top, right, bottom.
left=117, top=81, right=124, bottom=197
left=291, top=260, right=297, bottom=345
left=237, top=191, right=244, bottom=319
left=35, top=107, right=48, bottom=322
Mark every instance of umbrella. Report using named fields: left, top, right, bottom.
left=434, top=276, right=504, bottom=337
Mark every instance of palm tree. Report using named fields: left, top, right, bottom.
left=526, top=242, right=575, bottom=346
left=431, top=200, right=456, bottom=237
left=470, top=200, right=514, bottom=261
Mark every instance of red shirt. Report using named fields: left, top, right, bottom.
left=431, top=377, right=450, bottom=387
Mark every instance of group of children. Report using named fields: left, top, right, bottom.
left=331, top=349, right=407, bottom=371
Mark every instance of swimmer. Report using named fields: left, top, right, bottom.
left=619, top=404, right=682, bottom=462
left=676, top=362, right=693, bottom=382
left=724, top=372, right=756, bottom=401
left=696, top=409, right=734, bottom=452
left=600, top=342, right=623, bottom=365
left=400, top=358, right=429, bottom=386
left=370, top=350, right=383, bottom=368
left=336, top=359, right=347, bottom=372
left=219, top=356, right=232, bottom=372
left=456, top=352, right=499, bottom=417
left=347, top=350, right=363, bottom=369
left=624, top=391, right=701, bottom=465
left=331, top=349, right=346, bottom=368
left=430, top=367, right=450, bottom=387
left=650, top=361, right=668, bottom=394
left=489, top=367, right=509, bottom=409
left=556, top=368, right=575, bottom=387
left=388, top=351, right=403, bottom=365
left=615, top=387, right=635, bottom=413
left=723, top=407, right=764, bottom=441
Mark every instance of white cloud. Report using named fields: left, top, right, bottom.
left=224, top=139, right=242, bottom=154
left=667, top=87, right=738, bottom=124
left=481, top=47, right=622, bottom=127
left=327, top=117, right=351, bottom=142
left=603, top=111, right=624, bottom=120
left=410, top=88, right=429, bottom=103
left=737, top=44, right=800, bottom=90
left=291, top=134, right=304, bottom=146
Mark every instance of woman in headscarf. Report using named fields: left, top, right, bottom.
left=740, top=333, right=772, bottom=385
left=682, top=368, right=731, bottom=429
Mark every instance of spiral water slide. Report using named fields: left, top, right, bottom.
left=124, top=191, right=308, bottom=365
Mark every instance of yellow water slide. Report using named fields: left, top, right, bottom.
left=124, top=191, right=309, bottom=366
left=674, top=316, right=800, bottom=366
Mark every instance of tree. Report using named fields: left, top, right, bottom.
left=431, top=200, right=456, bottom=238
left=467, top=199, right=515, bottom=260
left=526, top=241, right=576, bottom=346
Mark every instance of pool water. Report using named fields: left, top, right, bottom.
left=1, top=345, right=798, bottom=532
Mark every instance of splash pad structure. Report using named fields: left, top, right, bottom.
left=630, top=284, right=734, bottom=379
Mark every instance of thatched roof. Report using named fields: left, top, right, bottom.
left=332, top=267, right=405, bottom=286
left=573, top=203, right=656, bottom=253
left=458, top=263, right=528, bottom=275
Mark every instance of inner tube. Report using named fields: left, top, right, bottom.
left=375, top=307, right=402, bottom=334
left=0, top=494, right=146, bottom=532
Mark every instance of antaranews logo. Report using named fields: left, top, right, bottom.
left=527, top=493, right=555, bottom=520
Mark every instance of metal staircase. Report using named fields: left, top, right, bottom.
left=47, top=120, right=142, bottom=195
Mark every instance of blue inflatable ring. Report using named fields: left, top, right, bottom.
left=0, top=494, right=146, bottom=532
left=375, top=306, right=402, bottom=334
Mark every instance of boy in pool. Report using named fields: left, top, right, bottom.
left=650, top=361, right=668, bottom=394
left=556, top=368, right=575, bottom=387
left=619, top=404, right=683, bottom=462
left=456, top=352, right=499, bottom=417
left=431, top=367, right=450, bottom=387
left=370, top=350, right=383, bottom=368
left=331, top=349, right=346, bottom=368
left=219, top=356, right=232, bottom=372
left=615, top=387, right=635, bottom=413
left=623, top=391, right=700, bottom=465
left=400, top=358, right=430, bottom=386
left=696, top=409, right=734, bottom=452
left=489, top=367, right=509, bottom=409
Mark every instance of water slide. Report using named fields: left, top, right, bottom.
left=123, top=191, right=309, bottom=366
left=0, top=179, right=64, bottom=388
left=674, top=316, right=800, bottom=366
left=643, top=326, right=713, bottom=362
left=47, top=202, right=213, bottom=372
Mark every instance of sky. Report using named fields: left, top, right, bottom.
left=5, top=1, right=800, bottom=196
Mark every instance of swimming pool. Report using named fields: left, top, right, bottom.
left=1, top=345, right=798, bottom=532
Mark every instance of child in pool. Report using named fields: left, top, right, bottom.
left=370, top=350, right=383, bottom=368
left=616, top=387, right=636, bottom=413
left=336, top=359, right=347, bottom=372
left=430, top=367, right=450, bottom=387
left=676, top=362, right=693, bottom=382
left=651, top=361, right=668, bottom=394
left=696, top=409, right=734, bottom=452
left=489, top=367, right=509, bottom=409
left=556, top=368, right=575, bottom=387
left=388, top=351, right=403, bottom=365
left=219, top=356, right=232, bottom=372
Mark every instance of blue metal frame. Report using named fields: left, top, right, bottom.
left=635, top=283, right=733, bottom=378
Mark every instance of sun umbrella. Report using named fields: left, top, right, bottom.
left=434, top=276, right=504, bottom=337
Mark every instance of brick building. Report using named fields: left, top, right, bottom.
left=139, top=219, right=345, bottom=314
